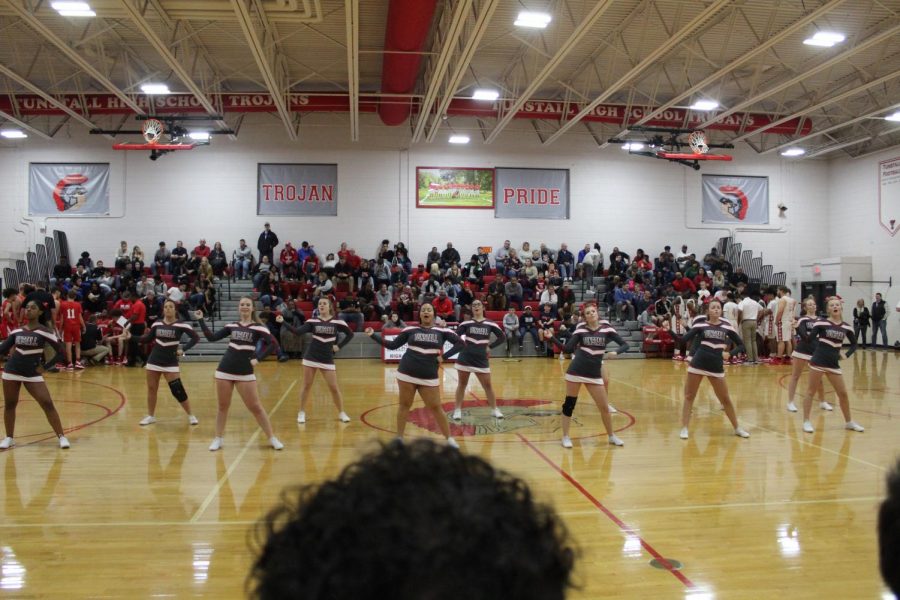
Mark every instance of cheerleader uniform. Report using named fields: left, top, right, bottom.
left=138, top=320, right=200, bottom=373
left=791, top=316, right=817, bottom=361
left=679, top=319, right=745, bottom=378
left=557, top=321, right=629, bottom=385
left=0, top=326, right=63, bottom=382
left=371, top=326, right=462, bottom=386
left=199, top=319, right=277, bottom=381
left=806, top=319, right=856, bottom=375
left=454, top=319, right=506, bottom=373
left=283, top=317, right=353, bottom=371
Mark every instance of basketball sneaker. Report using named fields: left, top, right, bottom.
left=209, top=437, right=224, bottom=451
left=490, top=407, right=504, bottom=419
left=679, top=427, right=689, bottom=440
left=561, top=436, right=573, bottom=449
left=820, top=401, right=834, bottom=411
left=270, top=436, right=284, bottom=450
left=844, top=421, right=865, bottom=432
left=608, top=434, right=624, bottom=446
left=58, top=436, right=70, bottom=449
left=338, top=411, right=350, bottom=423
left=139, top=416, right=157, bottom=426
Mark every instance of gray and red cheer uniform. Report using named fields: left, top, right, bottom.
left=0, top=326, right=63, bottom=383
left=679, top=319, right=744, bottom=378
left=804, top=319, right=856, bottom=375
left=791, top=316, right=818, bottom=361
left=137, top=320, right=200, bottom=373
left=283, top=317, right=354, bottom=371
left=557, top=321, right=629, bottom=385
left=199, top=319, right=278, bottom=381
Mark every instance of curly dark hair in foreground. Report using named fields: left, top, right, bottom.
left=879, top=457, right=900, bottom=595
left=249, top=439, right=575, bottom=600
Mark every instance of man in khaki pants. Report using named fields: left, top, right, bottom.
left=737, top=292, right=762, bottom=364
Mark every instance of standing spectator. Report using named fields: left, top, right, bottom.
left=257, top=222, right=279, bottom=264
left=872, top=292, right=888, bottom=348
left=737, top=292, right=761, bottom=364
left=152, top=242, right=171, bottom=276
left=234, top=239, right=253, bottom=280
left=502, top=306, right=519, bottom=354
left=126, top=290, right=147, bottom=367
left=853, top=298, right=870, bottom=348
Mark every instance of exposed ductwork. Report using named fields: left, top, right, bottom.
left=378, top=0, right=438, bottom=126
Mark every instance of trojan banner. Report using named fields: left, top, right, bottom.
left=257, top=163, right=337, bottom=216
left=0, top=94, right=812, bottom=135
left=494, top=168, right=569, bottom=220
left=28, top=163, right=110, bottom=216
left=701, top=175, right=769, bottom=224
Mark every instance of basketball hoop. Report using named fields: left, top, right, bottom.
left=142, top=118, right=164, bottom=144
left=687, top=130, right=709, bottom=154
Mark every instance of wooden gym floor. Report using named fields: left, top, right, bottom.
left=1, top=351, right=898, bottom=598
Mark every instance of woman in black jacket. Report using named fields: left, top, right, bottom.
left=853, top=298, right=870, bottom=348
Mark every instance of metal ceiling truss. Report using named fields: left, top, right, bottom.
left=231, top=0, right=298, bottom=139
left=344, top=0, right=359, bottom=140
left=0, top=64, right=99, bottom=131
left=483, top=0, right=616, bottom=144
left=601, top=0, right=853, bottom=147
left=542, top=0, right=731, bottom=146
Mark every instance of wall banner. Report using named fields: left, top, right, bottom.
left=701, top=175, right=769, bottom=224
left=258, top=163, right=337, bottom=216
left=494, top=167, right=569, bottom=220
left=28, top=163, right=110, bottom=216
left=878, top=156, right=900, bottom=236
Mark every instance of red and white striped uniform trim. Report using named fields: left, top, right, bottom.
left=578, top=347, right=607, bottom=356
left=153, top=339, right=180, bottom=347
left=407, top=346, right=441, bottom=355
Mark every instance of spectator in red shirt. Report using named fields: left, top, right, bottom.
left=337, top=242, right=350, bottom=262
left=279, top=242, right=298, bottom=266
left=433, top=290, right=456, bottom=322
left=193, top=239, right=211, bottom=259
left=412, top=264, right=429, bottom=286
left=672, top=272, right=697, bottom=294
left=346, top=248, right=362, bottom=271
left=693, top=269, right=711, bottom=289
left=301, top=252, right=320, bottom=282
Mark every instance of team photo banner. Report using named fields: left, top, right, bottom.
left=879, top=156, right=900, bottom=236
left=701, top=175, right=769, bottom=224
left=258, top=163, right=337, bottom=216
left=494, top=167, right=569, bottom=220
left=28, top=163, right=110, bottom=216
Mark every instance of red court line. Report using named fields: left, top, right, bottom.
left=516, top=432, right=695, bottom=589
left=0, top=380, right=127, bottom=451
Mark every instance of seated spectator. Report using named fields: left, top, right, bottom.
left=279, top=242, right=298, bottom=267
left=518, top=305, right=539, bottom=350
left=440, top=242, right=460, bottom=271
left=672, top=272, right=696, bottom=294
left=311, top=271, right=334, bottom=304
left=382, top=311, right=406, bottom=328
left=373, top=258, right=392, bottom=289
left=79, top=314, right=110, bottom=366
left=558, top=281, right=576, bottom=320
left=234, top=239, right=253, bottom=280
left=614, top=281, right=635, bottom=321
left=170, top=241, right=188, bottom=275
left=249, top=440, right=574, bottom=600
left=504, top=250, right=522, bottom=279
left=464, top=255, right=484, bottom=287
left=322, top=253, right=338, bottom=277
left=50, top=256, right=72, bottom=289
left=426, top=247, right=441, bottom=271
left=357, top=280, right=378, bottom=321
left=301, top=251, right=320, bottom=283
left=396, top=288, right=415, bottom=323
left=253, top=255, right=275, bottom=289
left=375, top=283, right=393, bottom=317
left=75, top=251, right=94, bottom=271
left=456, top=283, right=474, bottom=321
left=556, top=243, right=575, bottom=281
left=193, top=239, right=211, bottom=259
left=182, top=251, right=201, bottom=283
left=729, top=266, right=749, bottom=290
left=130, top=245, right=145, bottom=279
left=259, top=306, right=289, bottom=362
left=537, top=303, right=556, bottom=356
left=545, top=262, right=562, bottom=287
left=338, top=294, right=364, bottom=331
left=539, top=284, right=559, bottom=315
left=279, top=299, right=307, bottom=358
left=114, top=240, right=130, bottom=271
left=332, top=255, right=355, bottom=292
left=393, top=248, right=412, bottom=273
left=209, top=242, right=228, bottom=276
left=711, top=269, right=726, bottom=291
left=281, top=254, right=300, bottom=280
left=135, top=274, right=154, bottom=298
left=433, top=289, right=456, bottom=322
left=152, top=242, right=171, bottom=276
left=82, top=282, right=106, bottom=314
left=198, top=257, right=214, bottom=284
left=142, top=289, right=162, bottom=326
left=486, top=277, right=507, bottom=311
left=494, top=239, right=511, bottom=267
left=505, top=276, right=524, bottom=311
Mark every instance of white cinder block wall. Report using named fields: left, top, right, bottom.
left=0, top=116, right=848, bottom=304
left=828, top=148, right=900, bottom=345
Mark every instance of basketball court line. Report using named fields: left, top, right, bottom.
left=608, top=374, right=889, bottom=473
left=0, top=520, right=259, bottom=529
left=566, top=495, right=885, bottom=516
left=189, top=379, right=297, bottom=523
left=516, top=432, right=696, bottom=589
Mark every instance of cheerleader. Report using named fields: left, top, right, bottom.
left=277, top=298, right=353, bottom=424
left=0, top=299, right=69, bottom=449
left=554, top=303, right=629, bottom=448
left=801, top=297, right=863, bottom=434
left=678, top=299, right=750, bottom=440
left=365, top=303, right=462, bottom=448
left=195, top=297, right=284, bottom=451
left=136, top=299, right=201, bottom=426
left=786, top=297, right=826, bottom=413
left=451, top=299, right=506, bottom=421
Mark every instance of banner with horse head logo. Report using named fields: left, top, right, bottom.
left=701, top=175, right=769, bottom=224
left=28, top=163, right=110, bottom=216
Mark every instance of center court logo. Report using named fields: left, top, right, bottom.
left=410, top=399, right=559, bottom=436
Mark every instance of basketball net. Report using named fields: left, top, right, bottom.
left=687, top=130, right=709, bottom=154
left=142, top=118, right=164, bottom=144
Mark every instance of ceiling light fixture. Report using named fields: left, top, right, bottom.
left=448, top=134, right=470, bottom=144
left=472, top=89, right=500, bottom=101
left=621, top=142, right=644, bottom=151
left=803, top=31, right=845, bottom=47
left=780, top=148, right=806, bottom=157
left=514, top=11, right=552, bottom=29
left=885, top=111, right=900, bottom=122
left=52, top=1, right=95, bottom=16
left=188, top=132, right=211, bottom=141
left=141, top=83, right=171, bottom=95
left=0, top=130, right=28, bottom=139
left=690, top=100, right=719, bottom=111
